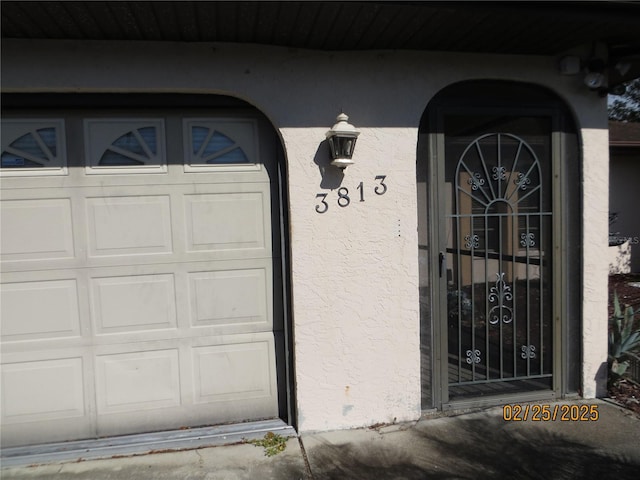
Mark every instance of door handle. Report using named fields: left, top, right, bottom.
left=439, top=251, right=446, bottom=278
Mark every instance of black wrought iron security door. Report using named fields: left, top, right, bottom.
left=441, top=115, right=554, bottom=401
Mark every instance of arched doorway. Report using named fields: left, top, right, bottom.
left=417, top=82, right=582, bottom=409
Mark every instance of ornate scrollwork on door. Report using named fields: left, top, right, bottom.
left=488, top=272, right=513, bottom=324
left=521, top=345, right=537, bottom=359
left=466, top=349, right=482, bottom=364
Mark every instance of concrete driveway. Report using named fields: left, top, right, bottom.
left=2, top=399, right=639, bottom=480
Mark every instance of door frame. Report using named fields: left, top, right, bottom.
left=427, top=104, right=568, bottom=410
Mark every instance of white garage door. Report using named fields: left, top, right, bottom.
left=0, top=110, right=283, bottom=447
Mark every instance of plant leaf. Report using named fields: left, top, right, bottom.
left=614, top=292, right=622, bottom=318
left=611, top=359, right=629, bottom=376
left=622, top=305, right=635, bottom=339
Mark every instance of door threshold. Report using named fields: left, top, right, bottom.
left=442, top=390, right=557, bottom=411
left=1, top=419, right=296, bottom=468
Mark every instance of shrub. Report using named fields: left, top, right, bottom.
left=609, top=292, right=640, bottom=384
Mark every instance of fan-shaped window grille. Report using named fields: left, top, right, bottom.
left=191, top=127, right=250, bottom=164
left=98, top=127, right=157, bottom=167
left=184, top=119, right=258, bottom=172
left=99, top=126, right=158, bottom=166
left=1, top=120, right=66, bottom=175
left=455, top=133, right=545, bottom=254
left=85, top=119, right=165, bottom=174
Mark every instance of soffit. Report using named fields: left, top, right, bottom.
left=3, top=1, right=640, bottom=83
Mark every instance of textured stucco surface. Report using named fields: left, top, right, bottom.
left=581, top=126, right=610, bottom=398
left=1, top=40, right=610, bottom=430
left=280, top=126, right=421, bottom=430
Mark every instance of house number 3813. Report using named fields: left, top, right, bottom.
left=315, top=175, right=387, bottom=214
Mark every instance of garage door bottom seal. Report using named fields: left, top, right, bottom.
left=1, top=419, right=296, bottom=467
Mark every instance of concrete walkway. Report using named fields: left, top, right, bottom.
left=2, top=399, right=640, bottom=480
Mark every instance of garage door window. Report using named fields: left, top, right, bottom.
left=100, top=126, right=158, bottom=166
left=184, top=119, right=259, bottom=172
left=85, top=119, right=166, bottom=174
left=0, top=119, right=66, bottom=176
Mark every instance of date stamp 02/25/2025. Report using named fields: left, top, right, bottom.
left=503, top=404, right=600, bottom=422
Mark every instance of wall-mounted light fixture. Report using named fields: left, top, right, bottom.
left=583, top=58, right=606, bottom=90
left=326, top=113, right=360, bottom=169
left=558, top=54, right=624, bottom=97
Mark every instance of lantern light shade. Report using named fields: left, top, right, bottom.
left=326, top=113, right=360, bottom=169
left=583, top=71, right=605, bottom=89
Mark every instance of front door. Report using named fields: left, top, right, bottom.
left=434, top=111, right=559, bottom=406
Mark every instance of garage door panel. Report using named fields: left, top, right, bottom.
left=93, top=333, right=278, bottom=437
left=0, top=279, right=81, bottom=342
left=95, top=349, right=181, bottom=414
left=2, top=420, right=94, bottom=449
left=0, top=198, right=74, bottom=262
left=90, top=274, right=177, bottom=335
left=86, top=195, right=173, bottom=257
left=192, top=339, right=275, bottom=404
left=82, top=259, right=272, bottom=338
left=1, top=111, right=282, bottom=447
left=94, top=395, right=277, bottom=439
left=179, top=170, right=270, bottom=184
left=184, top=191, right=268, bottom=253
left=1, top=357, right=85, bottom=423
left=188, top=268, right=269, bottom=330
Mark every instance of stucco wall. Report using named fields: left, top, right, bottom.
left=581, top=127, right=610, bottom=397
left=1, top=40, right=609, bottom=430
